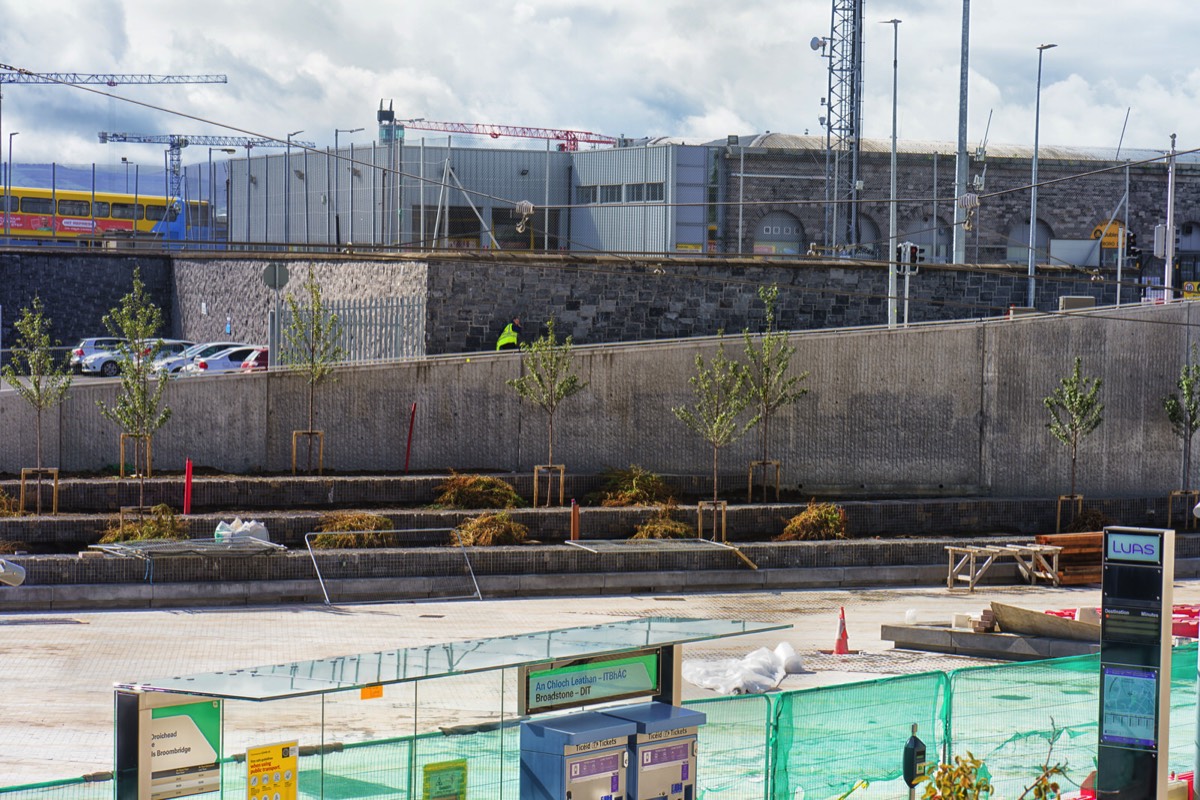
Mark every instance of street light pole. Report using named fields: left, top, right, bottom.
left=884, top=18, right=902, bottom=329
left=333, top=127, right=363, bottom=247
left=285, top=130, right=303, bottom=247
left=5, top=131, right=17, bottom=240
left=1027, top=43, right=1056, bottom=309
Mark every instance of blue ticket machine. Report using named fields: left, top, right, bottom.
left=520, top=711, right=636, bottom=800
left=601, top=703, right=706, bottom=800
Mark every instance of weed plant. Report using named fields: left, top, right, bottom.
left=310, top=511, right=397, bottom=549
left=0, top=539, right=31, bottom=554
left=453, top=512, right=528, bottom=546
left=630, top=501, right=693, bottom=540
left=0, top=488, right=19, bottom=517
left=99, top=504, right=188, bottom=544
left=434, top=473, right=524, bottom=509
left=775, top=500, right=847, bottom=541
left=590, top=465, right=674, bottom=507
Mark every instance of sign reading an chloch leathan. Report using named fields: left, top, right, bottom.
left=523, top=651, right=659, bottom=714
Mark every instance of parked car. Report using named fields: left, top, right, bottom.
left=180, top=345, right=262, bottom=376
left=153, top=341, right=246, bottom=375
left=70, top=337, right=125, bottom=374
left=80, top=338, right=193, bottom=377
left=240, top=348, right=269, bottom=372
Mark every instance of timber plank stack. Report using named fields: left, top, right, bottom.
left=1035, top=531, right=1103, bottom=585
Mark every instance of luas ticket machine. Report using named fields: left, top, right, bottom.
left=520, top=711, right=635, bottom=800
left=601, top=703, right=705, bottom=800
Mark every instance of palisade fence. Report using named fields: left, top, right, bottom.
left=4, top=644, right=1196, bottom=799
left=277, top=296, right=426, bottom=364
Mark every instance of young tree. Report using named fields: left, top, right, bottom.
left=96, top=269, right=171, bottom=512
left=1164, top=343, right=1200, bottom=490
left=742, top=285, right=809, bottom=498
left=1044, top=356, right=1104, bottom=498
left=2, top=297, right=73, bottom=513
left=282, top=268, right=345, bottom=470
left=673, top=335, right=754, bottom=503
left=506, top=318, right=587, bottom=502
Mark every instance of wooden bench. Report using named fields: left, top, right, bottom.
left=1035, top=531, right=1103, bottom=585
left=946, top=543, right=1061, bottom=591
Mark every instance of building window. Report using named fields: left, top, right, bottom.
left=599, top=184, right=621, bottom=204
left=627, top=183, right=645, bottom=202
left=575, top=185, right=597, bottom=205
left=644, top=182, right=664, bottom=202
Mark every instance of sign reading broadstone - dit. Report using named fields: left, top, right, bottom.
left=262, top=263, right=290, bottom=291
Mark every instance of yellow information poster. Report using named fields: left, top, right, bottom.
left=423, top=758, right=468, bottom=800
left=246, top=741, right=298, bottom=800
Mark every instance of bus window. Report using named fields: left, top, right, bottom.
left=93, top=201, right=110, bottom=218
left=21, top=197, right=54, bottom=214
left=145, top=204, right=177, bottom=222
left=58, top=199, right=90, bottom=217
left=188, top=202, right=208, bottom=226
left=111, top=203, right=143, bottom=220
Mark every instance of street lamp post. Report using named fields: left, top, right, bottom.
left=334, top=127, right=363, bottom=246
left=285, top=130, right=304, bottom=247
left=1027, top=43, right=1057, bottom=309
left=5, top=131, right=17, bottom=239
left=208, top=147, right=236, bottom=244
left=121, top=157, right=130, bottom=193
left=883, top=18, right=901, bottom=329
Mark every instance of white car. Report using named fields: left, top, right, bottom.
left=153, top=341, right=246, bottom=375
left=180, top=345, right=263, bottom=376
left=81, top=339, right=193, bottom=377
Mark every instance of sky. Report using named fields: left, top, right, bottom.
left=2, top=0, right=1199, bottom=169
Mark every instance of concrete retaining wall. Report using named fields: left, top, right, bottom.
left=1, top=301, right=1195, bottom=497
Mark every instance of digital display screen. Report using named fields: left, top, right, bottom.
left=1106, top=533, right=1161, bottom=564
left=1101, top=666, right=1158, bottom=747
left=641, top=743, right=690, bottom=769
left=569, top=753, right=620, bottom=782
left=1103, top=565, right=1163, bottom=603
left=1102, top=606, right=1163, bottom=645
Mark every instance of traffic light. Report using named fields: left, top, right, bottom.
left=1126, top=231, right=1141, bottom=267
left=908, top=244, right=920, bottom=264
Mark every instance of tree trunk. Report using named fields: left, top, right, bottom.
left=1069, top=436, right=1078, bottom=499
left=307, top=377, right=316, bottom=471
left=712, top=443, right=719, bottom=503
left=546, top=413, right=555, bottom=507
left=1184, top=430, right=1193, bottom=491
left=35, top=407, right=43, bottom=515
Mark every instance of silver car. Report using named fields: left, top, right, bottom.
left=179, top=345, right=262, bottom=376
left=153, top=341, right=246, bottom=375
left=80, top=339, right=193, bottom=377
left=70, top=337, right=125, bottom=374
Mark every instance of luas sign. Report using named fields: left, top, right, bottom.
left=1106, top=532, right=1161, bottom=564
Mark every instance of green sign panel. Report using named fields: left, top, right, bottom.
left=525, top=652, right=659, bottom=713
left=149, top=700, right=222, bottom=799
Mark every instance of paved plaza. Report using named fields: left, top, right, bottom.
left=4, top=580, right=1198, bottom=788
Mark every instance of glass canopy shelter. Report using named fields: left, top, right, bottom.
left=114, top=616, right=788, bottom=798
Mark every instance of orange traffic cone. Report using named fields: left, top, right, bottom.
left=833, top=606, right=850, bottom=655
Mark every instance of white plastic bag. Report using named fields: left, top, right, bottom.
left=682, top=642, right=803, bottom=695
left=214, top=518, right=270, bottom=542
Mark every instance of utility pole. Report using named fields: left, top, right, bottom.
left=951, top=0, right=970, bottom=264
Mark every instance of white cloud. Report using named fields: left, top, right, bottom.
left=2, top=0, right=1199, bottom=166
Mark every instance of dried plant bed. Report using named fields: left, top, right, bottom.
left=99, top=504, right=188, bottom=544
left=775, top=500, right=847, bottom=541
left=434, top=473, right=525, bottom=509
left=453, top=512, right=528, bottom=546
left=309, top=511, right=398, bottom=549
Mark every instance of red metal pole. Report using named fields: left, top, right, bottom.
left=183, top=458, right=193, bottom=515
left=404, top=402, right=417, bottom=473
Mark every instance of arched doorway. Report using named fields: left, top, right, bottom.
left=854, top=214, right=882, bottom=259
left=1005, top=219, right=1054, bottom=263
left=752, top=210, right=805, bottom=255
left=902, top=215, right=953, bottom=263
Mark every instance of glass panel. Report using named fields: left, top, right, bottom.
left=21, top=196, right=53, bottom=214
left=111, top=203, right=143, bottom=220
left=94, top=201, right=110, bottom=218
left=145, top=204, right=166, bottom=221
left=600, top=184, right=621, bottom=203
left=58, top=199, right=90, bottom=217
left=120, top=617, right=787, bottom=701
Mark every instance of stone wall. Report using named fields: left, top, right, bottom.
left=0, top=252, right=173, bottom=357
left=0, top=252, right=1138, bottom=364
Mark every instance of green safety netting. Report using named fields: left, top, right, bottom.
left=2, top=644, right=1197, bottom=800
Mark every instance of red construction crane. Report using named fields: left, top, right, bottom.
left=397, top=118, right=619, bottom=151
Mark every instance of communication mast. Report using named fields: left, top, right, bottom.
left=812, top=0, right=865, bottom=251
